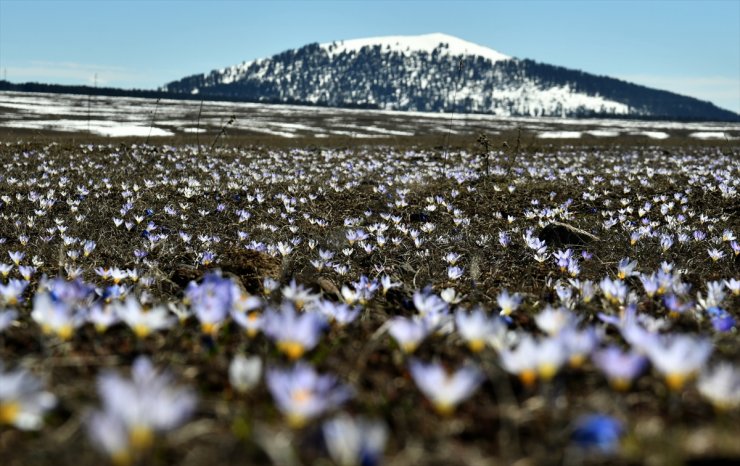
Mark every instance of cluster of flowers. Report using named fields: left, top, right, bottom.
left=0, top=142, right=738, bottom=463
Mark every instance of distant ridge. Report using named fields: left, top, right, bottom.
left=162, top=33, right=738, bottom=121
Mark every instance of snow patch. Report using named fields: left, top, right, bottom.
left=538, top=131, right=583, bottom=139
left=690, top=131, right=730, bottom=140
left=321, top=33, right=510, bottom=63
left=2, top=118, right=174, bottom=137
left=586, top=130, right=620, bottom=137
left=631, top=131, right=670, bottom=139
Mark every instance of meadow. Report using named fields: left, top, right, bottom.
left=0, top=132, right=738, bottom=465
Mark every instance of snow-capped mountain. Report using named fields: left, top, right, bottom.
left=162, top=33, right=737, bottom=121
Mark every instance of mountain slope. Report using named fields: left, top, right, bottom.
left=162, top=33, right=738, bottom=121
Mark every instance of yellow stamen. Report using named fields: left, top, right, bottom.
left=569, top=354, right=585, bottom=369
left=129, top=425, right=154, bottom=451
left=467, top=339, right=485, bottom=353
left=278, top=341, right=306, bottom=360
left=538, top=363, right=558, bottom=381
left=56, top=324, right=74, bottom=341
left=519, top=370, right=537, bottom=388
left=665, top=372, right=689, bottom=391
left=610, top=378, right=631, bottom=391
left=400, top=342, right=419, bottom=354
left=111, top=449, right=132, bottom=466
left=201, top=322, right=219, bottom=336
left=286, top=413, right=308, bottom=428
left=133, top=324, right=151, bottom=338
left=434, top=402, right=455, bottom=416
left=0, top=401, right=20, bottom=425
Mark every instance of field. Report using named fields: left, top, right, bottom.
left=0, top=98, right=739, bottom=465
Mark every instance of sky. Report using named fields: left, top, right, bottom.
left=0, top=0, right=738, bottom=113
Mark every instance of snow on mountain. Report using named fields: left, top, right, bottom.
left=320, top=33, right=511, bottom=63
left=162, top=34, right=738, bottom=121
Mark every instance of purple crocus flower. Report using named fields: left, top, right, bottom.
left=409, top=359, right=483, bottom=415
left=266, top=362, right=352, bottom=427
left=185, top=271, right=234, bottom=335
left=262, top=303, right=327, bottom=359
left=571, top=414, right=623, bottom=454
left=592, top=346, right=647, bottom=390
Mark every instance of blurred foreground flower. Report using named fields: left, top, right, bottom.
left=229, top=354, right=262, bottom=394
left=592, top=346, right=647, bottom=391
left=262, top=303, right=327, bottom=359
left=409, top=360, right=483, bottom=415
left=114, top=296, right=176, bottom=338
left=0, top=308, right=18, bottom=333
left=87, top=356, right=196, bottom=464
left=31, top=291, right=87, bottom=340
left=323, top=413, right=388, bottom=466
left=644, top=334, right=712, bottom=390
left=388, top=316, right=430, bottom=353
left=455, top=307, right=505, bottom=352
left=500, top=335, right=567, bottom=386
left=571, top=414, right=623, bottom=454
left=697, top=363, right=740, bottom=410
left=266, top=362, right=352, bottom=428
left=185, top=270, right=234, bottom=335
left=496, top=289, right=522, bottom=316
left=0, top=361, right=56, bottom=430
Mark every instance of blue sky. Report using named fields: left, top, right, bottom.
left=1, top=0, right=738, bottom=112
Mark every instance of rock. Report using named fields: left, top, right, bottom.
left=539, top=221, right=600, bottom=247
left=172, top=247, right=281, bottom=293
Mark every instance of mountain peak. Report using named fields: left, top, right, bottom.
left=319, top=33, right=511, bottom=63
left=163, top=34, right=738, bottom=121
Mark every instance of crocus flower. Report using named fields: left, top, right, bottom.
left=0, top=361, right=57, bottom=430
left=31, top=291, right=86, bottom=340
left=644, top=334, right=712, bottom=390
left=0, top=263, right=12, bottom=279
left=592, top=346, right=647, bottom=390
left=534, top=305, right=578, bottom=336
left=706, top=306, right=735, bottom=332
left=262, top=303, right=327, bottom=359
left=496, top=289, right=522, bottom=316
left=412, top=288, right=448, bottom=316
left=114, top=296, right=175, bottom=338
left=8, top=251, right=24, bottom=266
left=440, top=287, right=464, bottom=304
left=323, top=413, right=388, bottom=466
left=500, top=333, right=568, bottom=385
left=266, top=362, right=352, bottom=427
left=409, top=360, right=484, bottom=415
left=696, top=363, right=740, bottom=410
left=88, top=357, right=196, bottom=460
left=281, top=279, right=319, bottom=310
left=455, top=307, right=504, bottom=352
left=499, top=335, right=539, bottom=387
left=87, top=303, right=120, bottom=333
left=310, top=299, right=360, bottom=327
left=562, top=326, right=600, bottom=367
left=616, top=258, right=638, bottom=279
left=0, top=309, right=17, bottom=332
left=229, top=354, right=262, bottom=394
left=0, top=279, right=29, bottom=306
left=599, top=277, right=628, bottom=305
left=388, top=316, right=431, bottom=353
left=185, top=271, right=234, bottom=335
left=231, top=309, right=263, bottom=337
left=571, top=414, right=623, bottom=454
